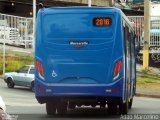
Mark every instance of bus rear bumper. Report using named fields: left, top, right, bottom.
left=35, top=78, right=124, bottom=104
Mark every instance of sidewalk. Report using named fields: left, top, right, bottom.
left=0, top=75, right=3, bottom=79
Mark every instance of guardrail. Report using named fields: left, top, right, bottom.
left=128, top=16, right=160, bottom=47
left=128, top=16, right=160, bottom=67
left=0, top=14, right=159, bottom=49
left=0, top=13, right=33, bottom=48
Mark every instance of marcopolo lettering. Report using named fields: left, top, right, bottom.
left=69, top=41, right=89, bottom=45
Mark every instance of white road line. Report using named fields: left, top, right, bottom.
left=6, top=102, right=45, bottom=107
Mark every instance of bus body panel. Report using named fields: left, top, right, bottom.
left=35, top=7, right=135, bottom=104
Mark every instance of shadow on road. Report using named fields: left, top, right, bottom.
left=12, top=87, right=33, bottom=92
left=16, top=108, right=121, bottom=120
left=1, top=85, right=33, bottom=93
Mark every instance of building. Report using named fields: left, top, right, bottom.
left=0, top=0, right=144, bottom=17
left=0, top=0, right=87, bottom=17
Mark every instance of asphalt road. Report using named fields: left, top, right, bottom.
left=0, top=79, right=160, bottom=120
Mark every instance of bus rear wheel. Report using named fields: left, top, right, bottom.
left=56, top=101, right=68, bottom=115
left=119, top=101, right=129, bottom=115
left=68, top=102, right=75, bottom=109
left=46, top=102, right=56, bottom=115
left=108, top=102, right=117, bottom=115
left=129, top=98, right=133, bottom=109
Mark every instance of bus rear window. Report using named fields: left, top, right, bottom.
left=44, top=14, right=115, bottom=39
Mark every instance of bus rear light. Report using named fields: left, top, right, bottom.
left=36, top=59, right=45, bottom=80
left=105, top=87, right=120, bottom=93
left=113, top=60, right=122, bottom=80
left=37, top=85, right=45, bottom=93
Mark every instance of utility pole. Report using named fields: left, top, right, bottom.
left=143, top=0, right=150, bottom=70
left=109, top=0, right=114, bottom=6
left=33, top=0, right=36, bottom=50
left=88, top=0, right=91, bottom=7
left=3, top=29, right=6, bottom=75
left=109, top=0, right=112, bottom=6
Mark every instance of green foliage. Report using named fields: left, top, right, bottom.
left=0, top=54, right=34, bottom=75
left=137, top=73, right=160, bottom=85
left=137, top=73, right=160, bottom=93
left=0, top=63, right=2, bottom=74
left=142, top=69, right=148, bottom=74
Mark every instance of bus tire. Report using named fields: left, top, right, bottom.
left=108, top=102, right=117, bottom=115
left=57, top=102, right=67, bottom=115
left=30, top=81, right=35, bottom=92
left=119, top=101, right=129, bottom=115
left=100, top=101, right=106, bottom=108
left=46, top=102, right=56, bottom=115
left=68, top=102, right=75, bottom=109
left=91, top=104, right=96, bottom=108
left=129, top=98, right=133, bottom=109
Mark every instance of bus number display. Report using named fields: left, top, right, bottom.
left=93, top=17, right=112, bottom=26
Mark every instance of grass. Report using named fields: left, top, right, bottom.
left=0, top=54, right=34, bottom=75
left=137, top=74, right=160, bottom=84
left=137, top=73, right=160, bottom=95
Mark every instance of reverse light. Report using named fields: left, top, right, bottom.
left=113, top=59, right=122, bottom=80
left=36, top=59, right=45, bottom=80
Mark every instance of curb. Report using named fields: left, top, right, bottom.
left=136, top=93, right=160, bottom=99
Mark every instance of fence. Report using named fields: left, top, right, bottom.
left=128, top=16, right=160, bottom=67
left=0, top=13, right=33, bottom=48
left=1, top=13, right=159, bottom=49
left=128, top=16, right=160, bottom=47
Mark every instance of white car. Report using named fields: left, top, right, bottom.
left=0, top=96, right=6, bottom=112
left=4, top=65, right=35, bottom=91
left=0, top=96, right=6, bottom=120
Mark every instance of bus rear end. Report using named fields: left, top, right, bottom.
left=35, top=7, right=126, bottom=115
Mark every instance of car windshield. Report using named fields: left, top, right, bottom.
left=29, top=67, right=34, bottom=74
left=18, top=66, right=29, bottom=73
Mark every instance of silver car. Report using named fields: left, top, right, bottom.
left=4, top=65, right=35, bottom=91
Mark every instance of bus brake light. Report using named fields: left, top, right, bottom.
left=113, top=60, right=122, bottom=80
left=36, top=59, right=45, bottom=80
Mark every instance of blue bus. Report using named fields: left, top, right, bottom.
left=35, top=7, right=138, bottom=115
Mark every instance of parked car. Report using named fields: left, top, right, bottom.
left=4, top=65, right=35, bottom=92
